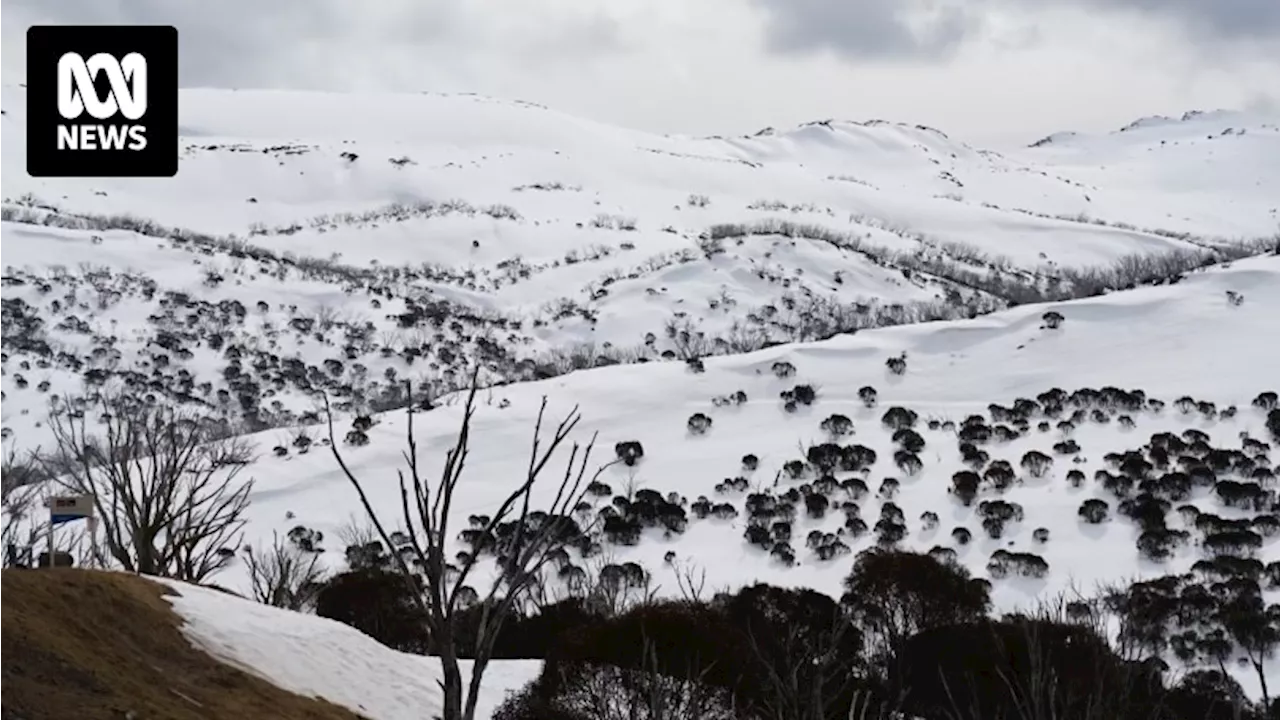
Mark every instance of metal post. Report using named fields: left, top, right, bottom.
left=88, top=516, right=98, bottom=566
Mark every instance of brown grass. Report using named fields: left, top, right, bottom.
left=1, top=568, right=369, bottom=720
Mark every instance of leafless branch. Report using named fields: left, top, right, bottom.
left=549, top=635, right=739, bottom=719
left=2, top=448, right=49, bottom=567
left=671, top=559, right=708, bottom=604
left=242, top=530, right=327, bottom=610
left=326, top=368, right=613, bottom=720
left=40, top=392, right=254, bottom=582
left=742, top=605, right=862, bottom=720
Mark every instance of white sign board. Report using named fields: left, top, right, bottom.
left=47, top=495, right=95, bottom=525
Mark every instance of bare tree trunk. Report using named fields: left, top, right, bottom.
left=42, top=392, right=254, bottom=582
left=2, top=454, right=49, bottom=568
left=327, top=369, right=613, bottom=720
left=242, top=530, right=326, bottom=610
left=1252, top=659, right=1270, bottom=714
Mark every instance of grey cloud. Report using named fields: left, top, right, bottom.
left=2, top=0, right=622, bottom=90
left=750, top=0, right=1280, bottom=61
left=1073, top=0, right=1280, bottom=41
left=750, top=0, right=981, bottom=60
left=4, top=0, right=368, bottom=88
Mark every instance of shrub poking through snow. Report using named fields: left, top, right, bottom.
left=614, top=440, right=645, bottom=467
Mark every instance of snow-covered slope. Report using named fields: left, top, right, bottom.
left=1021, top=110, right=1280, bottom=234
left=199, top=252, right=1278, bottom=697
left=220, top=245, right=1280, bottom=589
left=2, top=85, right=1277, bottom=451
left=3, top=86, right=1280, bottom=707
left=160, top=578, right=540, bottom=720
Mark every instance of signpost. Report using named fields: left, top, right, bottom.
left=44, top=495, right=96, bottom=568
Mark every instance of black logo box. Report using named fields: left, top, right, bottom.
left=26, top=25, right=178, bottom=178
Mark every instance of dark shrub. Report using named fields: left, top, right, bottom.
left=613, top=440, right=645, bottom=466
left=893, top=450, right=923, bottom=475
left=958, top=422, right=992, bottom=444
left=1020, top=450, right=1053, bottom=478
left=315, top=569, right=429, bottom=653
left=456, top=597, right=593, bottom=659
left=886, top=354, right=908, bottom=376
left=536, top=585, right=864, bottom=718
left=983, top=460, right=1017, bottom=492
left=1079, top=498, right=1109, bottom=523
left=858, top=385, right=878, bottom=407
left=819, top=413, right=854, bottom=438
left=804, top=492, right=830, bottom=519
left=977, top=499, right=1023, bottom=539
left=781, top=384, right=818, bottom=407
left=894, top=619, right=1162, bottom=720
left=806, top=443, right=843, bottom=474
left=542, top=600, right=745, bottom=696
left=1164, top=670, right=1255, bottom=720
left=841, top=548, right=990, bottom=659
left=881, top=406, right=919, bottom=430
left=723, top=584, right=864, bottom=715
left=891, top=428, right=925, bottom=453
left=840, top=444, right=878, bottom=472
left=687, top=412, right=712, bottom=435
left=1136, top=528, right=1190, bottom=562
left=987, top=549, right=1049, bottom=579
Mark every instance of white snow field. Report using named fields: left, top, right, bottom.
left=211, top=252, right=1279, bottom=695
left=2, top=84, right=1278, bottom=449
left=3, top=83, right=1280, bottom=713
left=160, top=578, right=540, bottom=719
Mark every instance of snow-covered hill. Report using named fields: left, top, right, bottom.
left=2, top=86, right=1277, bottom=450
left=162, top=578, right=539, bottom=720
left=138, top=252, right=1280, bottom=703
left=3, top=85, right=1280, bottom=709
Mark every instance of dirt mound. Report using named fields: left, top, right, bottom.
left=1, top=568, right=367, bottom=720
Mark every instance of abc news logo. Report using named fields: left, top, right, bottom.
left=57, top=51, right=150, bottom=152
left=27, top=26, right=178, bottom=177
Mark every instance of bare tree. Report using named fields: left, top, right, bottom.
left=670, top=559, right=708, bottom=604
left=525, top=551, right=656, bottom=617
left=42, top=393, right=254, bottom=582
left=3, top=446, right=48, bottom=567
left=326, top=370, right=613, bottom=720
left=663, top=316, right=712, bottom=360
left=550, top=637, right=739, bottom=720
left=743, top=608, right=863, bottom=720
left=334, top=513, right=379, bottom=551
left=242, top=530, right=327, bottom=610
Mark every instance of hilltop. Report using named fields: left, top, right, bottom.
left=2, top=86, right=1280, bottom=715
left=2, top=85, right=1277, bottom=449
left=0, top=568, right=370, bottom=719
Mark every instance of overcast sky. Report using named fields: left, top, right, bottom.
left=4, top=0, right=1278, bottom=146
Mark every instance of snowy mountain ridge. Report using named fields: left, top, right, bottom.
left=2, top=84, right=1280, bottom=717
left=2, top=84, right=1276, bottom=449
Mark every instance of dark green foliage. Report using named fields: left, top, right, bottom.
left=315, top=569, right=429, bottom=654
left=894, top=618, right=1165, bottom=720
left=613, top=440, right=644, bottom=466
left=841, top=548, right=991, bottom=660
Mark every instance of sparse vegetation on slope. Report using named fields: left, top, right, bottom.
left=3, top=86, right=1280, bottom=719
